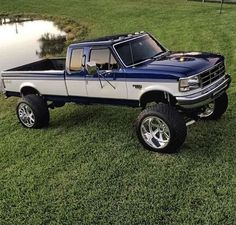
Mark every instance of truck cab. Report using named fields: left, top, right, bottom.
left=63, top=32, right=231, bottom=109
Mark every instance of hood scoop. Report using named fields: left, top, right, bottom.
left=171, top=56, right=195, bottom=62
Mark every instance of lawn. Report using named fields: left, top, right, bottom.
left=0, top=0, right=236, bottom=224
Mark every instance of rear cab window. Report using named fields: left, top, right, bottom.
left=70, top=48, right=83, bottom=71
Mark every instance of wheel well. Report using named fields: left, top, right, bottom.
left=140, top=91, right=176, bottom=108
left=21, top=87, right=40, bottom=96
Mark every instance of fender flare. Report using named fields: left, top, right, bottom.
left=19, top=82, right=40, bottom=96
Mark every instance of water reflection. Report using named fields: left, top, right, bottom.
left=0, top=16, right=33, bottom=25
left=0, top=17, right=33, bottom=35
left=0, top=17, right=66, bottom=72
left=36, top=33, right=66, bottom=57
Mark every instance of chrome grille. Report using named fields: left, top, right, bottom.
left=199, top=62, right=225, bottom=88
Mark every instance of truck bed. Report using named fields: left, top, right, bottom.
left=5, top=58, right=66, bottom=72
left=1, top=58, right=68, bottom=97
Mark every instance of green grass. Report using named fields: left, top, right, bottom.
left=0, top=0, right=236, bottom=224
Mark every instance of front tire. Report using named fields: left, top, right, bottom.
left=16, top=94, right=49, bottom=128
left=136, top=104, right=187, bottom=153
left=198, top=92, right=228, bottom=120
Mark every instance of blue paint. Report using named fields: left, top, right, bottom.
left=44, top=94, right=139, bottom=107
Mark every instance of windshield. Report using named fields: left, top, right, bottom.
left=114, top=35, right=165, bottom=67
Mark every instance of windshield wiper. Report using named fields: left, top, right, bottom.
left=151, top=51, right=168, bottom=60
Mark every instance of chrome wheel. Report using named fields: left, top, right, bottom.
left=199, top=102, right=215, bottom=118
left=140, top=116, right=171, bottom=149
left=18, top=103, right=35, bottom=128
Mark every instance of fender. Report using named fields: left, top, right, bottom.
left=20, top=82, right=40, bottom=95
left=138, top=81, right=179, bottom=100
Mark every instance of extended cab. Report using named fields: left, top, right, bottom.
left=0, top=32, right=231, bottom=153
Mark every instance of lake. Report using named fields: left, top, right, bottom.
left=0, top=18, right=66, bottom=73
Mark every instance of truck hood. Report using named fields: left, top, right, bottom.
left=133, top=51, right=224, bottom=79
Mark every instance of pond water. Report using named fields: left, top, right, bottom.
left=0, top=18, right=67, bottom=73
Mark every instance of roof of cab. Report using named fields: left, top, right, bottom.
left=69, top=31, right=147, bottom=48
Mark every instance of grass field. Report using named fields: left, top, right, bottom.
left=0, top=0, right=236, bottom=224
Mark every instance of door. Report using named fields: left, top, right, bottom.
left=65, top=48, right=87, bottom=97
left=86, top=47, right=127, bottom=99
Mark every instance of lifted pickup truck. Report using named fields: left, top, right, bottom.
left=0, top=31, right=231, bottom=153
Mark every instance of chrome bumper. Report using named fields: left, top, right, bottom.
left=176, top=74, right=231, bottom=109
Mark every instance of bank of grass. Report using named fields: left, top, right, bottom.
left=0, top=0, right=236, bottom=224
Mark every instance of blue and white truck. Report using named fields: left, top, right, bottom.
left=0, top=32, right=231, bottom=153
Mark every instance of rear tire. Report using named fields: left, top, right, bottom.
left=136, top=104, right=187, bottom=153
left=16, top=94, right=49, bottom=128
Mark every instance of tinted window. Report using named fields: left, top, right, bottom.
left=90, top=48, right=119, bottom=70
left=115, top=35, right=164, bottom=66
left=70, top=48, right=83, bottom=71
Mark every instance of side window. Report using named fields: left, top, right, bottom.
left=70, top=48, right=83, bottom=71
left=90, top=48, right=119, bottom=70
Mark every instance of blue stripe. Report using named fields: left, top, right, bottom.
left=2, top=73, right=64, bottom=76
left=3, top=76, right=176, bottom=83
left=2, top=69, right=178, bottom=82
left=3, top=77, right=64, bottom=81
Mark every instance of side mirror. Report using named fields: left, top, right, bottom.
left=87, top=61, right=97, bottom=76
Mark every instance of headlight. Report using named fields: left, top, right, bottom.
left=179, top=75, right=200, bottom=92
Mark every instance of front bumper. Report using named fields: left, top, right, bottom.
left=176, top=74, right=231, bottom=109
